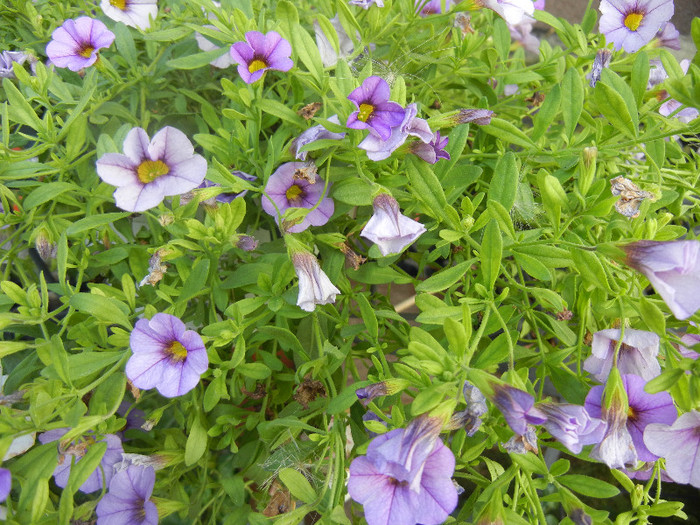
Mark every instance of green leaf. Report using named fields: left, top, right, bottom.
left=177, top=258, right=210, bottom=304
left=291, top=25, right=324, bottom=87
left=66, top=441, right=107, bottom=493
left=481, top=219, right=502, bottom=290
left=411, top=383, right=450, bottom=416
left=416, top=260, right=473, bottom=293
left=331, top=178, right=374, bottom=206
left=69, top=293, right=131, bottom=329
left=258, top=99, right=305, bottom=126
left=638, top=297, right=665, bottom=334
left=65, top=352, right=122, bottom=381
left=3, top=78, right=43, bottom=130
left=349, top=263, right=414, bottom=285
left=237, top=362, right=272, bottom=380
left=488, top=151, right=519, bottom=211
left=23, top=182, right=77, bottom=210
left=256, top=326, right=305, bottom=355
left=631, top=51, right=650, bottom=108
left=66, top=213, right=130, bottom=236
left=594, top=72, right=638, bottom=138
left=561, top=68, right=583, bottom=140
left=167, top=47, right=229, bottom=69
left=532, top=84, right=561, bottom=141
left=279, top=468, right=317, bottom=504
left=492, top=18, right=511, bottom=62
left=49, top=335, right=71, bottom=386
left=558, top=474, right=620, bottom=498
left=185, top=418, right=208, bottom=466
left=326, top=384, right=364, bottom=414
left=356, top=293, right=378, bottom=341
left=510, top=452, right=548, bottom=476
left=406, top=157, right=453, bottom=226
left=570, top=249, right=613, bottom=293
left=514, top=253, right=551, bottom=281
left=645, top=368, right=684, bottom=394
left=481, top=118, right=535, bottom=149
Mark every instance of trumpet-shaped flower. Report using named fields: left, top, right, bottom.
left=347, top=76, right=405, bottom=140
left=537, top=402, right=607, bottom=454
left=655, top=22, right=680, bottom=49
left=599, top=0, right=674, bottom=53
left=46, top=17, right=115, bottom=72
left=101, top=0, right=158, bottom=30
left=644, top=411, right=700, bottom=487
left=358, top=103, right=432, bottom=161
left=411, top=131, right=450, bottom=164
left=583, top=328, right=661, bottom=382
left=314, top=16, right=354, bottom=67
left=291, top=252, right=340, bottom=312
left=491, top=384, right=547, bottom=436
left=449, top=381, right=488, bottom=436
left=96, top=126, right=207, bottom=212
left=361, top=194, right=426, bottom=256
left=126, top=313, right=209, bottom=398
left=230, top=31, right=293, bottom=84
left=96, top=465, right=158, bottom=525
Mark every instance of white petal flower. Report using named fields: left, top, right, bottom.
left=101, top=0, right=158, bottom=30
left=292, top=252, right=340, bottom=312
left=361, top=194, right=426, bottom=256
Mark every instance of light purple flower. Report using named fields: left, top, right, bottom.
left=588, top=48, right=612, bottom=88
left=415, top=0, right=454, bottom=16
left=230, top=31, right=293, bottom=84
left=96, top=126, right=207, bottom=212
left=96, top=465, right=158, bottom=525
left=583, top=328, right=660, bottom=382
left=126, top=313, right=209, bottom=398
left=624, top=240, right=700, bottom=320
left=358, top=103, right=432, bottom=161
left=509, top=16, right=540, bottom=54
left=679, top=333, right=700, bottom=360
left=644, top=411, right=700, bottom=487
left=38, top=429, right=124, bottom=494
left=534, top=0, right=545, bottom=9
left=349, top=0, right=384, bottom=8
left=585, top=374, right=676, bottom=463
left=195, top=26, right=235, bottom=68
left=101, top=0, right=158, bottom=30
left=411, top=131, right=450, bottom=164
left=347, top=76, right=405, bottom=141
left=360, top=194, right=426, bottom=256
left=537, top=402, right=607, bottom=454
left=477, top=0, right=535, bottom=25
left=262, top=162, right=334, bottom=233
left=0, top=468, right=10, bottom=503
left=291, top=115, right=346, bottom=161
left=236, top=235, right=258, bottom=252
left=655, top=22, right=680, bottom=49
left=347, top=417, right=458, bottom=525
left=491, top=384, right=547, bottom=436
left=599, top=0, right=674, bottom=53
left=291, top=251, right=340, bottom=312
left=0, top=51, right=29, bottom=78
left=45, top=17, right=115, bottom=72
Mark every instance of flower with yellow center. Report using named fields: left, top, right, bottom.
left=136, top=159, right=170, bottom=184
left=624, top=12, right=643, bottom=31
left=357, top=103, right=375, bottom=123
left=165, top=341, right=188, bottom=363
left=285, top=184, right=303, bottom=203
left=109, top=0, right=127, bottom=10
left=248, top=59, right=267, bottom=73
left=77, top=45, right=95, bottom=59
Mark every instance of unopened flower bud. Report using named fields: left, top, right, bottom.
left=236, top=235, right=258, bottom=252
left=356, top=378, right=410, bottom=402
left=578, top=146, right=597, bottom=196
left=588, top=48, right=611, bottom=88
left=35, top=229, right=56, bottom=261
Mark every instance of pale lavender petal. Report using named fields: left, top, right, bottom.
left=0, top=468, right=10, bottom=502
left=644, top=411, right=700, bottom=487
left=122, top=127, right=151, bottom=164
left=96, top=153, right=139, bottom=187
left=113, top=183, right=164, bottom=213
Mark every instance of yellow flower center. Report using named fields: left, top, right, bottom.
left=286, top=184, right=303, bottom=202
left=624, top=12, right=644, bottom=32
left=78, top=45, right=95, bottom=58
left=627, top=406, right=638, bottom=422
left=165, top=341, right=188, bottom=362
left=248, top=59, right=268, bottom=73
left=110, top=0, right=128, bottom=10
left=136, top=160, right=170, bottom=184
left=358, top=103, right=374, bottom=122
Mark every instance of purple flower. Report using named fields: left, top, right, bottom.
left=261, top=162, right=334, bottom=233
left=588, top=48, right=612, bottom=88
left=0, top=51, right=29, bottom=78
left=534, top=0, right=545, bottom=9
left=583, top=328, right=661, bottom=382
left=537, top=402, right=607, bottom=454
left=291, top=251, right=340, bottom=312
left=0, top=468, right=10, bottom=503
left=38, top=429, right=124, bottom=494
left=356, top=379, right=410, bottom=402
left=349, top=0, right=384, bottom=8
left=415, top=0, right=455, bottom=16
left=229, top=31, right=293, bottom=84
left=623, top=240, right=700, bottom=320
left=358, top=103, right=432, bottom=161
left=45, top=17, right=115, bottom=72
left=477, top=0, right=535, bottom=24
left=509, top=17, right=540, bottom=54
left=126, top=313, right=209, bottom=398
left=491, top=384, right=547, bottom=436
left=655, top=22, right=680, bottom=49
left=96, top=465, right=158, bottom=525
left=96, top=127, right=207, bottom=212
left=347, top=417, right=458, bottom=525
left=346, top=76, right=405, bottom=141
left=599, top=0, right=674, bottom=53
left=679, top=333, right=700, bottom=360
left=411, top=131, right=450, bottom=164
left=236, top=235, right=258, bottom=252
left=644, top=411, right=700, bottom=487
left=291, top=115, right=346, bottom=161
left=360, top=194, right=426, bottom=256
left=585, top=374, right=676, bottom=463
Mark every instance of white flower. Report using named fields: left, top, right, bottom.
left=314, top=16, right=354, bottom=68
left=101, top=0, right=158, bottom=30
left=361, top=194, right=426, bottom=256
left=478, top=0, right=534, bottom=25
left=292, top=252, right=340, bottom=312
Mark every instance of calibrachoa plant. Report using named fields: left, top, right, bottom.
left=1, top=0, right=700, bottom=524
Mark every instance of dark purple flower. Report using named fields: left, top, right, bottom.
left=644, top=410, right=700, bottom=487
left=588, top=48, right=612, bottom=88
left=360, top=194, right=426, bottom=256
left=46, top=17, right=115, bottom=72
left=126, top=313, right=209, bottom=398
left=411, top=131, right=450, bottom=164
left=491, top=384, right=547, bottom=435
left=199, top=170, right=256, bottom=203
left=359, top=103, right=432, bottom=161
left=38, top=429, right=124, bottom=494
left=0, top=468, right=10, bottom=502
left=291, top=251, right=340, bottom=312
left=96, top=126, right=207, bottom=212
left=585, top=374, right=676, bottom=463
left=229, top=31, right=293, bottom=84
left=96, top=465, right=158, bottom=525
left=347, top=417, right=458, bottom=525
left=655, top=22, right=680, bottom=49
left=356, top=379, right=409, bottom=402
left=537, top=403, right=607, bottom=454
left=0, top=51, right=29, bottom=78
left=291, top=115, right=346, bottom=161
left=117, top=401, right=146, bottom=433
left=599, top=0, right=674, bottom=53
left=624, top=240, right=700, bottom=320
left=583, top=328, right=660, bottom=382
left=346, top=76, right=405, bottom=141
left=261, top=162, right=334, bottom=233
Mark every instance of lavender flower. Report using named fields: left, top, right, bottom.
left=45, top=17, right=115, bottom=72
left=491, top=384, right=547, bottom=435
left=101, top=0, right=157, bottom=30
left=96, top=126, right=207, bottom=212
left=415, top=0, right=454, bottom=16
left=585, top=374, right=676, bottom=463
left=126, top=313, right=209, bottom=398
left=360, top=194, right=426, bottom=256
left=477, top=0, right=535, bottom=25
left=534, top=0, right=545, bottom=8
left=0, top=51, right=29, bottom=78
left=583, top=328, right=661, bottom=382
left=0, top=468, right=9, bottom=502
left=644, top=411, right=700, bottom=487
left=598, top=0, right=674, bottom=53
left=509, top=17, right=540, bottom=54
left=349, top=0, right=384, bottom=8
left=230, top=31, right=293, bottom=84
left=679, top=333, right=700, bottom=360
left=291, top=115, right=346, bottom=161
left=358, top=103, right=432, bottom=161
left=623, top=240, right=700, bottom=320
left=291, top=251, right=340, bottom=312
left=236, top=235, right=258, bottom=252
left=96, top=465, right=158, bottom=525
left=346, top=76, right=405, bottom=141
left=262, top=162, right=334, bottom=233
left=537, top=403, right=607, bottom=454
left=347, top=417, right=458, bottom=525
left=38, top=429, right=124, bottom=494
left=588, top=48, right=612, bottom=88
left=655, top=22, right=680, bottom=49
left=411, top=131, right=450, bottom=164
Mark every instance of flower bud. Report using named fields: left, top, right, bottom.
left=35, top=229, right=56, bottom=262
left=578, top=146, right=597, bottom=196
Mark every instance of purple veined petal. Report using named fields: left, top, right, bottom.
left=230, top=42, right=255, bottom=66
left=146, top=313, right=187, bottom=340
left=413, top=442, right=458, bottom=524
left=130, top=318, right=171, bottom=350
left=262, top=31, right=292, bottom=64
left=644, top=411, right=700, bottom=487
left=159, top=156, right=208, bottom=194
left=96, top=153, right=139, bottom=187
left=45, top=41, right=78, bottom=61
left=113, top=181, right=164, bottom=212
left=305, top=196, right=335, bottom=227
left=57, top=18, right=84, bottom=46
left=125, top=352, right=168, bottom=390
left=122, top=127, right=151, bottom=163
left=243, top=31, right=268, bottom=53
left=148, top=126, right=195, bottom=166
left=152, top=358, right=188, bottom=398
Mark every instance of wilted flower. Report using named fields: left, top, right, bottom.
left=588, top=48, right=612, bottom=88
left=96, top=126, right=207, bottom=213
left=347, top=76, right=405, bottom=141
left=503, top=425, right=539, bottom=454
left=449, top=381, right=488, bottom=435
left=411, top=131, right=450, bottom=164
left=477, top=0, right=535, bottom=25
left=349, top=0, right=384, bottom=8
left=491, top=384, right=547, bottom=436
left=0, top=51, right=29, bottom=78
left=644, top=410, right=700, bottom=487
left=38, top=429, right=124, bottom=494
left=236, top=235, right=258, bottom=252
left=456, top=108, right=494, bottom=125
left=314, top=16, right=354, bottom=67
left=230, top=31, right=293, bottom=84
left=262, top=162, right=334, bottom=233
left=623, top=240, right=700, bottom=320
left=126, top=313, right=209, bottom=398
left=655, top=22, right=680, bottom=49
left=537, top=402, right=607, bottom=454
left=347, top=417, right=458, bottom=525
left=46, top=17, right=115, bottom=72
left=360, top=193, right=426, bottom=256
left=358, top=103, right=432, bottom=161
left=96, top=465, right=158, bottom=525
left=0, top=469, right=9, bottom=502
left=610, top=175, right=654, bottom=219
left=291, top=251, right=340, bottom=312
left=356, top=378, right=410, bottom=402
left=291, top=115, right=346, bottom=161
left=415, top=0, right=454, bottom=16
left=101, top=0, right=157, bottom=30
left=598, top=0, right=674, bottom=53
left=583, top=328, right=661, bottom=382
